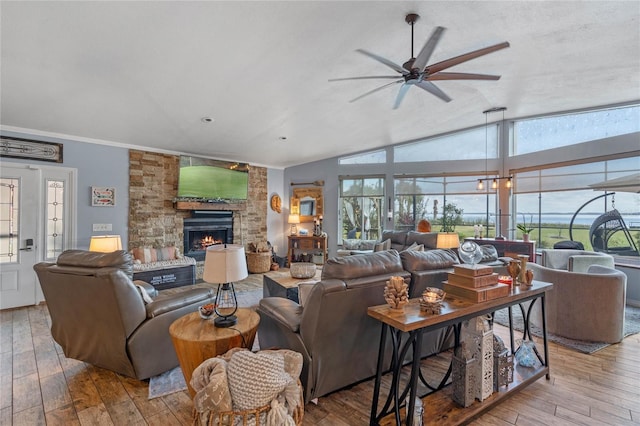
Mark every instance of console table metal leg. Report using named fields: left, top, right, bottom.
left=508, top=306, right=515, bottom=354
left=370, top=323, right=388, bottom=425
left=540, top=293, right=550, bottom=379
left=406, top=329, right=424, bottom=426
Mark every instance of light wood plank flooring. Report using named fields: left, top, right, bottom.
left=2, top=302, right=639, bottom=425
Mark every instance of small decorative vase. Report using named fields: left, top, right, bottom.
left=522, top=269, right=534, bottom=287
left=507, top=260, right=521, bottom=285
left=515, top=340, right=537, bottom=367
left=522, top=233, right=530, bottom=242
left=517, top=255, right=529, bottom=284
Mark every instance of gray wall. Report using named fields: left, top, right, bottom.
left=266, top=168, right=286, bottom=257
left=1, top=130, right=130, bottom=249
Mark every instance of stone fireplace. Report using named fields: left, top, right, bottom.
left=128, top=150, right=268, bottom=279
left=183, top=211, right=233, bottom=261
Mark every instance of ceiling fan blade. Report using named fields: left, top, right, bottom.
left=427, top=41, right=510, bottom=75
left=413, top=26, right=446, bottom=72
left=415, top=81, right=451, bottom=102
left=349, top=79, right=404, bottom=103
left=393, top=84, right=412, bottom=109
left=427, top=72, right=501, bottom=81
left=329, top=75, right=403, bottom=82
left=356, top=49, right=409, bottom=75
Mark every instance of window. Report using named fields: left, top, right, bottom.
left=394, top=176, right=498, bottom=238
left=513, top=157, right=640, bottom=254
left=0, top=178, right=19, bottom=264
left=46, top=179, right=65, bottom=260
left=339, top=177, right=384, bottom=243
left=394, top=124, right=498, bottom=162
left=512, top=104, right=640, bottom=155
left=339, top=149, right=386, bottom=164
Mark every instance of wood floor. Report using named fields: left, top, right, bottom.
left=2, top=302, right=639, bottom=426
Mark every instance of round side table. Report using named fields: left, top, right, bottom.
left=169, top=308, right=260, bottom=397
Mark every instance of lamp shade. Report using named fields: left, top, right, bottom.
left=89, top=235, right=122, bottom=252
left=436, top=233, right=460, bottom=249
left=203, top=244, right=248, bottom=284
left=288, top=214, right=300, bottom=224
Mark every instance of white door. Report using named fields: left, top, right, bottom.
left=0, top=165, right=40, bottom=309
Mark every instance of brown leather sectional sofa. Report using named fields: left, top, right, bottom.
left=257, top=249, right=464, bottom=403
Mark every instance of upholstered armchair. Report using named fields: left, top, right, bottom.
left=34, top=250, right=215, bottom=380
left=530, top=250, right=626, bottom=343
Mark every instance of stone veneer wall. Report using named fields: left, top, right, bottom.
left=128, top=150, right=268, bottom=278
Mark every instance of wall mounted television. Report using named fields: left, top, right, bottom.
left=177, top=156, right=249, bottom=202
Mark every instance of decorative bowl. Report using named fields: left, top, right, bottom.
left=422, top=287, right=446, bottom=304
left=290, top=262, right=317, bottom=279
left=199, top=303, right=215, bottom=319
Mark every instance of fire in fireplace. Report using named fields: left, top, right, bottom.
left=183, top=211, right=233, bottom=261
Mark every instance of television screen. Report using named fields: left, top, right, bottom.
left=177, top=156, right=249, bottom=201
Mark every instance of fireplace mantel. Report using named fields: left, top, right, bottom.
left=174, top=201, right=246, bottom=211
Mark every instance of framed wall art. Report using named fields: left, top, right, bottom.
left=0, top=136, right=63, bottom=163
left=91, top=186, right=116, bottom=207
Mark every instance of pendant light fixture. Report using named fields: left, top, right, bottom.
left=477, top=107, right=512, bottom=189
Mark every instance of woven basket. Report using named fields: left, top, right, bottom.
left=197, top=380, right=304, bottom=426
left=246, top=252, right=272, bottom=274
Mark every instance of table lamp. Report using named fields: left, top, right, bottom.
left=288, top=214, right=300, bottom=235
left=89, top=235, right=122, bottom=252
left=203, top=244, right=248, bottom=328
left=436, top=233, right=460, bottom=249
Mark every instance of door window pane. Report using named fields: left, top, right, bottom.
left=46, top=180, right=65, bottom=260
left=0, top=178, right=19, bottom=264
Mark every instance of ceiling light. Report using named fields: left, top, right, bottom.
left=279, top=136, right=287, bottom=141
left=201, top=117, right=214, bottom=123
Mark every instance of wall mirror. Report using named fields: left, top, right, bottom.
left=291, top=187, right=323, bottom=223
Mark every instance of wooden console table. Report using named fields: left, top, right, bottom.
left=287, top=235, right=327, bottom=265
left=465, top=237, right=536, bottom=262
left=368, top=281, right=552, bottom=425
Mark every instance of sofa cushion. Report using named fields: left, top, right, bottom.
left=382, top=230, right=409, bottom=251
left=322, top=250, right=404, bottom=280
left=406, top=231, right=439, bottom=250
left=359, top=240, right=378, bottom=251
left=342, top=239, right=361, bottom=250
left=374, top=239, right=391, bottom=252
left=400, top=249, right=459, bottom=272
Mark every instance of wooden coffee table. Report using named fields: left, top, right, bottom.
left=263, top=268, right=322, bottom=302
left=169, top=308, right=259, bottom=397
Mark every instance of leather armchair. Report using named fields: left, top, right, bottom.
left=34, top=250, right=215, bottom=380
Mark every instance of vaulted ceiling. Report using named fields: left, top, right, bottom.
left=1, top=1, right=639, bottom=168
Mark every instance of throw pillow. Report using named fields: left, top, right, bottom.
left=359, top=240, right=377, bottom=251
left=227, top=351, right=291, bottom=410
left=480, top=245, right=499, bottom=262
left=404, top=242, right=425, bottom=252
left=374, top=239, right=392, bottom=252
left=156, top=246, right=176, bottom=261
left=131, top=247, right=157, bottom=264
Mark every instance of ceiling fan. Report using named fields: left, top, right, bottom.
left=329, top=13, right=510, bottom=109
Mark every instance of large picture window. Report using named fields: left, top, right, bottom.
left=513, top=157, right=639, bottom=256
left=339, top=177, right=384, bottom=243
left=394, top=176, right=498, bottom=239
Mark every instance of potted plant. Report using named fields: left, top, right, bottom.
left=517, top=215, right=534, bottom=242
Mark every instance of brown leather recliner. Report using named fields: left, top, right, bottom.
left=34, top=249, right=215, bottom=380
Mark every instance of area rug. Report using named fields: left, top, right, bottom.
left=493, top=304, right=640, bottom=354
left=149, top=366, right=187, bottom=399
